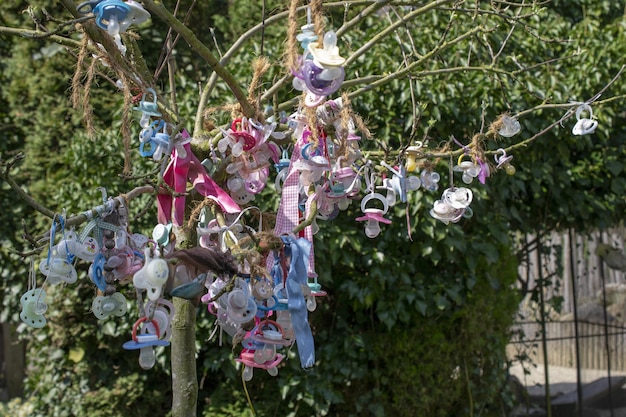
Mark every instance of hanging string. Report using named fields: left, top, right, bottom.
left=260, top=0, right=266, bottom=57
left=449, top=153, right=454, bottom=188
left=284, top=0, right=301, bottom=72
left=241, top=366, right=257, bottom=416
left=28, top=255, right=36, bottom=291
left=310, top=0, right=325, bottom=41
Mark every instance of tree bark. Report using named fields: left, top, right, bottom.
left=171, top=298, right=198, bottom=417
left=2, top=322, right=25, bottom=399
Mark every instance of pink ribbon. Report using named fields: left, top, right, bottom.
left=158, top=130, right=241, bottom=226
left=273, top=135, right=317, bottom=277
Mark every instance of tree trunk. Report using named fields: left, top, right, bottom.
left=171, top=297, right=198, bottom=417
left=2, top=321, right=25, bottom=399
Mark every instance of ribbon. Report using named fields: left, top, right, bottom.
left=282, top=235, right=315, bottom=368
left=274, top=138, right=305, bottom=235
left=272, top=133, right=317, bottom=277
left=158, top=130, right=241, bottom=226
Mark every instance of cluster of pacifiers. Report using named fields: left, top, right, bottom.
left=202, top=271, right=323, bottom=379
left=19, top=202, right=179, bottom=370
left=133, top=89, right=190, bottom=161
left=218, top=118, right=284, bottom=204
left=430, top=187, right=474, bottom=225
left=292, top=24, right=346, bottom=106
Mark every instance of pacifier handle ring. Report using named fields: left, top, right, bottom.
left=132, top=317, right=161, bottom=341
left=457, top=153, right=472, bottom=165
left=231, top=117, right=249, bottom=133
left=143, top=88, right=158, bottom=105
left=494, top=148, right=507, bottom=164
left=256, top=319, right=284, bottom=337
left=360, top=192, right=389, bottom=214
left=575, top=103, right=593, bottom=121
left=301, top=142, right=323, bottom=160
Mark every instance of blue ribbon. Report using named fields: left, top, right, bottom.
left=281, top=235, right=315, bottom=368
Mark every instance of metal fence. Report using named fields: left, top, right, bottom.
left=510, top=320, right=626, bottom=371
left=510, top=227, right=626, bottom=370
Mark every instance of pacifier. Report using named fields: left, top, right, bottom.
left=122, top=317, right=170, bottom=370
left=133, top=88, right=161, bottom=128
left=226, top=288, right=257, bottom=324
left=429, top=199, right=465, bottom=225
left=443, top=187, right=473, bottom=209
left=230, top=118, right=257, bottom=151
left=430, top=186, right=474, bottom=225
left=275, top=151, right=291, bottom=193
left=229, top=185, right=255, bottom=205
left=404, top=142, right=424, bottom=173
left=572, top=103, right=598, bottom=135
left=498, top=114, right=521, bottom=137
left=302, top=59, right=345, bottom=97
left=494, top=148, right=515, bottom=175
left=250, top=320, right=291, bottom=346
left=420, top=169, right=440, bottom=191
left=89, top=253, right=108, bottom=292
left=244, top=169, right=268, bottom=195
left=304, top=91, right=327, bottom=108
left=133, top=247, right=169, bottom=301
left=118, top=0, right=150, bottom=33
left=20, top=288, right=48, bottom=329
left=453, top=155, right=481, bottom=184
left=296, top=23, right=318, bottom=53
left=329, top=165, right=357, bottom=197
left=105, top=246, right=137, bottom=281
left=203, top=277, right=227, bottom=308
left=151, top=123, right=171, bottom=161
left=355, top=193, right=392, bottom=238
left=54, top=232, right=79, bottom=259
left=92, top=292, right=127, bottom=320
left=237, top=349, right=284, bottom=380
left=144, top=299, right=175, bottom=342
left=93, top=0, right=131, bottom=30
left=152, top=223, right=173, bottom=248
left=378, top=163, right=421, bottom=205
left=92, top=0, right=131, bottom=52
left=39, top=257, right=78, bottom=285
left=252, top=278, right=273, bottom=300
left=138, top=119, right=161, bottom=145
left=77, top=236, right=100, bottom=262
left=294, top=142, right=329, bottom=185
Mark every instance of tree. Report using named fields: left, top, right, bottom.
left=1, top=1, right=625, bottom=416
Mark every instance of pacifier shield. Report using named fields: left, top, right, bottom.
left=20, top=288, right=48, bottom=328
left=92, top=292, right=127, bottom=320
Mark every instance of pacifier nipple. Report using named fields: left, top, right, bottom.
left=107, top=13, right=120, bottom=37
left=243, top=365, right=254, bottom=381
left=323, top=31, right=337, bottom=52
left=35, top=301, right=48, bottom=315
left=139, top=345, right=156, bottom=370
left=102, top=300, right=116, bottom=312
left=319, top=67, right=343, bottom=81
left=365, top=217, right=381, bottom=238
left=229, top=290, right=247, bottom=309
